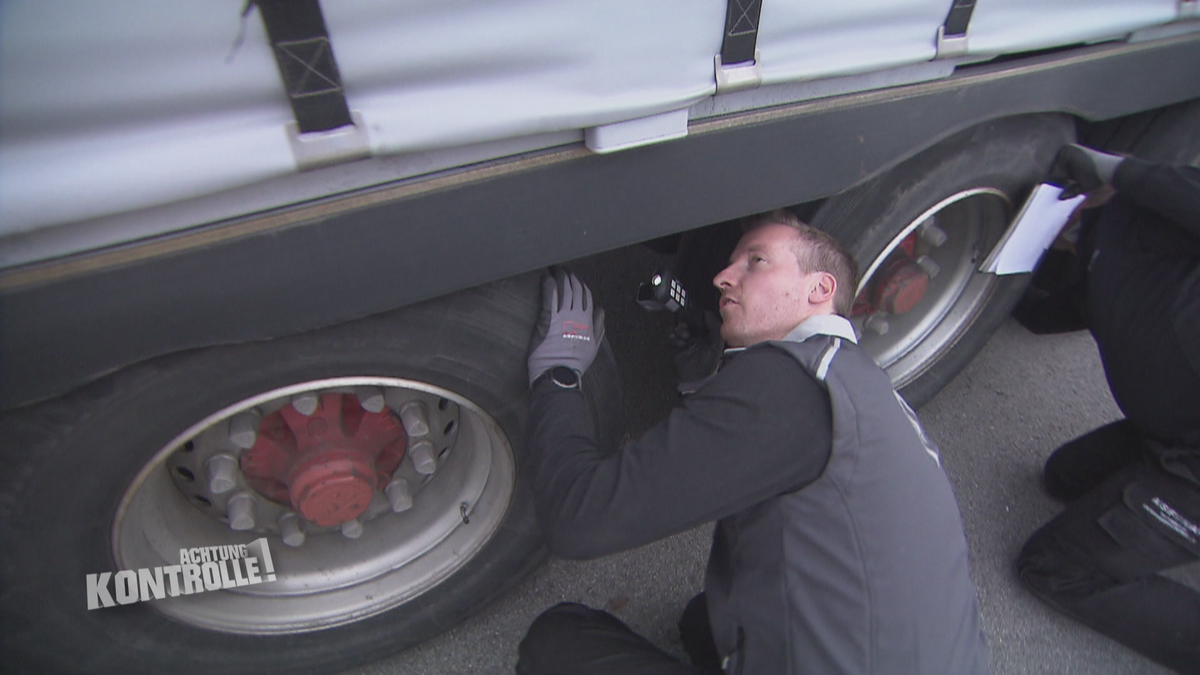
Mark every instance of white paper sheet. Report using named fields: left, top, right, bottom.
left=980, top=184, right=1086, bottom=275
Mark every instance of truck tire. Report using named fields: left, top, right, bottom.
left=0, top=273, right=619, bottom=675
left=811, top=115, right=1075, bottom=407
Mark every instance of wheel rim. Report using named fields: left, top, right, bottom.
left=851, top=188, right=1012, bottom=388
left=112, top=376, right=516, bottom=635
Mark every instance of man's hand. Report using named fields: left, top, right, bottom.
left=528, top=268, right=605, bottom=386
left=1047, top=144, right=1125, bottom=200
left=669, top=311, right=723, bottom=395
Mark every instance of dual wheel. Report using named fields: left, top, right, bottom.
left=815, top=115, right=1073, bottom=406
left=1, top=115, right=1071, bottom=674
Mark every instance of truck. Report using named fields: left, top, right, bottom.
left=2, top=1, right=1198, bottom=673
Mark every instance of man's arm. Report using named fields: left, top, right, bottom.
left=1113, top=159, right=1200, bottom=239
left=527, top=346, right=832, bottom=559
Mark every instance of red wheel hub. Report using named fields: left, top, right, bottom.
left=874, top=259, right=929, bottom=315
left=241, top=393, right=408, bottom=527
left=852, top=233, right=931, bottom=317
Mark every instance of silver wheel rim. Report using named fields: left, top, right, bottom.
left=112, top=376, right=516, bottom=634
left=852, top=188, right=1012, bottom=388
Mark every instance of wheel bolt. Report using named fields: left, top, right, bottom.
left=355, top=386, right=386, bottom=413
left=229, top=410, right=261, bottom=450
left=386, top=478, right=413, bottom=512
left=918, top=220, right=948, bottom=247
left=206, top=453, right=239, bottom=495
left=227, top=492, right=257, bottom=531
left=865, top=314, right=891, bottom=336
left=399, top=401, right=430, bottom=437
left=916, top=255, right=941, bottom=279
left=341, top=518, right=363, bottom=539
left=291, top=392, right=319, bottom=416
left=409, top=439, right=437, bottom=475
left=278, top=512, right=306, bottom=547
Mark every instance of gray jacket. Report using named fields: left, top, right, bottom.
left=705, top=315, right=990, bottom=675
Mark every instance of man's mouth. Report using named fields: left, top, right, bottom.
left=719, top=296, right=737, bottom=310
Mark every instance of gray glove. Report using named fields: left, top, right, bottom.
left=527, top=269, right=605, bottom=385
left=1047, top=143, right=1124, bottom=200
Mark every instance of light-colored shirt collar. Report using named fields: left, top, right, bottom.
left=722, top=314, right=859, bottom=359
left=781, top=314, right=859, bottom=344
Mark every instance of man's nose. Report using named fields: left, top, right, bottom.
left=713, top=264, right=735, bottom=290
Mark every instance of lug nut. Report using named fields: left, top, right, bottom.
left=918, top=220, right=948, bottom=247
left=291, top=392, right=320, bottom=416
left=206, top=454, right=239, bottom=495
left=399, top=401, right=430, bottom=437
left=409, top=439, right=437, bottom=475
left=278, top=512, right=306, bottom=547
left=229, top=410, right=261, bottom=450
left=916, top=255, right=941, bottom=279
left=865, top=314, right=891, bottom=336
left=227, top=492, right=257, bottom=531
left=386, top=478, right=414, bottom=512
left=355, top=387, right=386, bottom=413
left=341, top=518, right=363, bottom=539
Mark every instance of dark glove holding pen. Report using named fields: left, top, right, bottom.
left=1046, top=143, right=1125, bottom=200
left=669, top=310, right=723, bottom=395
left=527, top=268, right=605, bottom=386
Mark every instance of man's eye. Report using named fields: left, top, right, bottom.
left=751, top=255, right=766, bottom=264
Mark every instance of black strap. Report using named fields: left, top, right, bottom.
left=255, top=0, right=353, bottom=134
left=721, top=0, right=762, bottom=66
left=942, top=0, right=976, bottom=38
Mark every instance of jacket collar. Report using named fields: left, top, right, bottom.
left=781, top=314, right=859, bottom=345
left=722, top=314, right=859, bottom=359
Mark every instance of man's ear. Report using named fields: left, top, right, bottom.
left=809, top=272, right=837, bottom=306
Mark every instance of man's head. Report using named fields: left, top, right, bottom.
left=712, top=210, right=857, bottom=348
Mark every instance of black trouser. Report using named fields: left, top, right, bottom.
left=1013, top=161, right=1200, bottom=672
left=516, top=595, right=722, bottom=675
left=1018, top=430, right=1200, bottom=674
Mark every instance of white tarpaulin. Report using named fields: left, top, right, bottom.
left=0, top=0, right=1187, bottom=239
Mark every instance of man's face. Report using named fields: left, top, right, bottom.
left=713, top=223, right=823, bottom=348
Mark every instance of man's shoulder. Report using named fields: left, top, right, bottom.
left=718, top=343, right=822, bottom=389
left=696, top=343, right=832, bottom=445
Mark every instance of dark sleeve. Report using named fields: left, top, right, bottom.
left=526, top=345, right=832, bottom=560
left=1113, top=159, right=1200, bottom=239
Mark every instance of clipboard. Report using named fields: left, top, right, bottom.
left=979, top=184, right=1086, bottom=275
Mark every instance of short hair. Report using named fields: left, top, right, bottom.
left=741, top=209, right=859, bottom=316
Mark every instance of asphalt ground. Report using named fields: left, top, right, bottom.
left=343, top=245, right=1168, bottom=675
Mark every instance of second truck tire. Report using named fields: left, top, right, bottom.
left=811, top=114, right=1075, bottom=406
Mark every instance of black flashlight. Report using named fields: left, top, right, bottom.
left=637, top=269, right=707, bottom=335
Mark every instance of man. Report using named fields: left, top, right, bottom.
left=1014, top=145, right=1200, bottom=673
left=517, top=210, right=989, bottom=674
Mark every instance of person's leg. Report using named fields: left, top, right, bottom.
left=516, top=603, right=702, bottom=675
left=677, top=594, right=722, bottom=675
left=1018, top=457, right=1200, bottom=674
left=1043, top=419, right=1145, bottom=501
left=1082, top=197, right=1200, bottom=449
